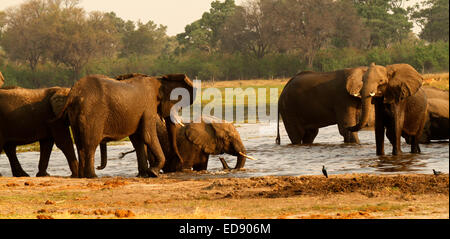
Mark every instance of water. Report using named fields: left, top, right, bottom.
left=0, top=122, right=448, bottom=178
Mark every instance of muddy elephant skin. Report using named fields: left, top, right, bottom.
left=277, top=67, right=373, bottom=145
left=349, top=63, right=428, bottom=155
left=0, top=87, right=78, bottom=177
left=58, top=74, right=194, bottom=178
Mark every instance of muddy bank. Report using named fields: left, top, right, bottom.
left=0, top=174, right=448, bottom=219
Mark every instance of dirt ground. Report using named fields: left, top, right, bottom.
left=0, top=173, right=448, bottom=219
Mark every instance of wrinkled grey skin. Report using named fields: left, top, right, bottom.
left=349, top=63, right=428, bottom=155
left=108, top=116, right=248, bottom=172
left=56, top=74, right=194, bottom=178
left=418, top=87, right=449, bottom=143
left=277, top=67, right=376, bottom=145
left=0, top=87, right=78, bottom=177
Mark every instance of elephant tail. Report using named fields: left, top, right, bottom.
left=276, top=105, right=281, bottom=145
left=48, top=90, right=75, bottom=123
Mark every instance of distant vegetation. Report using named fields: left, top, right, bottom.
left=0, top=0, right=449, bottom=88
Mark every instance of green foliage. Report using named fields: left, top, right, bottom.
left=410, top=0, right=449, bottom=42
left=0, top=0, right=448, bottom=88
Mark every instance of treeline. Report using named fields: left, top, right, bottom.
left=0, top=0, right=448, bottom=88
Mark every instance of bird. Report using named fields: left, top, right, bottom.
left=433, top=169, right=442, bottom=176
left=322, top=165, right=328, bottom=178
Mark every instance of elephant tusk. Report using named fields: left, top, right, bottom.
left=239, top=152, right=257, bottom=161
left=353, top=93, right=360, bottom=97
left=370, top=92, right=376, bottom=97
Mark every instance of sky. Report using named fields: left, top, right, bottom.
left=1, top=0, right=421, bottom=36
left=1, top=0, right=244, bottom=36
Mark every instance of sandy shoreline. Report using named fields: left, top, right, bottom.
left=0, top=173, right=448, bottom=219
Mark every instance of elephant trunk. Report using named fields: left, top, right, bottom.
left=235, top=153, right=247, bottom=169
left=349, top=96, right=373, bottom=132
left=97, top=143, right=107, bottom=170
left=165, top=117, right=184, bottom=169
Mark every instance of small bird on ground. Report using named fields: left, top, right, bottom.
left=322, top=165, right=328, bottom=178
left=433, top=169, right=442, bottom=176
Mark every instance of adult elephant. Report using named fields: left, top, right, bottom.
left=0, top=87, right=78, bottom=177
left=348, top=63, right=427, bottom=155
left=276, top=67, right=372, bottom=145
left=418, top=87, right=449, bottom=143
left=111, top=116, right=253, bottom=172
left=57, top=74, right=194, bottom=178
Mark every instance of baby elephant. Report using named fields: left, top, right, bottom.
left=115, top=116, right=254, bottom=173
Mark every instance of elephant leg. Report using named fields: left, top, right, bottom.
left=337, top=105, right=360, bottom=144
left=391, top=105, right=404, bottom=156
left=79, top=145, right=97, bottom=178
left=3, top=144, right=29, bottom=177
left=282, top=114, right=305, bottom=145
left=51, top=122, right=79, bottom=177
left=410, top=136, right=421, bottom=154
left=303, top=128, right=319, bottom=144
left=130, top=134, right=149, bottom=177
left=374, top=99, right=385, bottom=156
left=141, top=115, right=166, bottom=177
left=193, top=154, right=209, bottom=171
left=36, top=138, right=54, bottom=177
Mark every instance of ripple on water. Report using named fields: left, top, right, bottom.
left=0, top=123, right=448, bottom=178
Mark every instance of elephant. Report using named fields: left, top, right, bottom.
left=418, top=87, right=449, bottom=143
left=56, top=73, right=194, bottom=178
left=348, top=63, right=428, bottom=155
left=0, top=87, right=78, bottom=177
left=110, top=116, right=253, bottom=173
left=276, top=67, right=375, bottom=145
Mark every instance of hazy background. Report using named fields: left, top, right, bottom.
left=1, top=0, right=420, bottom=36
left=1, top=0, right=246, bottom=36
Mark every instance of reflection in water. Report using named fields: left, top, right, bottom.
left=0, top=123, right=448, bottom=178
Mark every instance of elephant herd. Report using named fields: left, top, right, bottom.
left=0, top=62, right=448, bottom=178
left=277, top=63, right=449, bottom=155
left=0, top=73, right=252, bottom=178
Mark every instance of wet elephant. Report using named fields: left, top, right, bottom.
left=0, top=87, right=78, bottom=177
left=419, top=87, right=449, bottom=143
left=111, top=116, right=253, bottom=172
left=276, top=67, right=373, bottom=145
left=348, top=63, right=427, bottom=155
left=56, top=74, right=194, bottom=178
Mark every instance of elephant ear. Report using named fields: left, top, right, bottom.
left=385, top=64, right=423, bottom=102
left=345, top=67, right=368, bottom=97
left=185, top=116, right=233, bottom=155
left=0, top=71, right=4, bottom=88
left=185, top=122, right=219, bottom=155
left=158, top=74, right=194, bottom=118
left=50, top=88, right=71, bottom=116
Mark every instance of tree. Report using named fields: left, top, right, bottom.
left=354, top=0, right=413, bottom=48
left=1, top=0, right=51, bottom=86
left=120, top=20, right=168, bottom=58
left=177, top=0, right=236, bottom=54
left=47, top=2, right=119, bottom=83
left=410, top=0, right=449, bottom=42
left=220, top=0, right=279, bottom=59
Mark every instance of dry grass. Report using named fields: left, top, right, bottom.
left=0, top=174, right=448, bottom=219
left=422, top=73, right=449, bottom=91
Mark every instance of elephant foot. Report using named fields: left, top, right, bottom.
left=147, top=168, right=160, bottom=178
left=36, top=171, right=51, bottom=177
left=13, top=170, right=30, bottom=177
left=136, top=172, right=149, bottom=178
left=83, top=173, right=98, bottom=179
